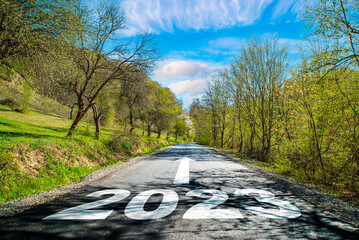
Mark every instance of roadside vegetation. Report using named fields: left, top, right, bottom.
left=0, top=0, right=190, bottom=204
left=0, top=101, right=186, bottom=204
left=190, top=0, right=359, bottom=207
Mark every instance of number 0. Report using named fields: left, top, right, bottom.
left=125, top=189, right=178, bottom=220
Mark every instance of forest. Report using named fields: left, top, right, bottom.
left=190, top=0, right=359, bottom=204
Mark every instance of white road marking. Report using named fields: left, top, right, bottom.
left=43, top=189, right=130, bottom=220
left=125, top=189, right=178, bottom=220
left=183, top=189, right=244, bottom=219
left=234, top=189, right=301, bottom=219
left=173, top=157, right=193, bottom=184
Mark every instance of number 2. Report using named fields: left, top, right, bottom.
left=183, top=189, right=244, bottom=219
left=43, top=189, right=130, bottom=220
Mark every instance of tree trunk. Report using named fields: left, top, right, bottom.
left=220, top=131, right=224, bottom=148
left=69, top=103, right=76, bottom=119
left=147, top=125, right=151, bottom=137
left=92, top=104, right=102, bottom=140
left=94, top=117, right=101, bottom=139
left=67, top=95, right=87, bottom=137
left=157, top=130, right=161, bottom=138
left=67, top=110, right=84, bottom=136
left=129, top=105, right=135, bottom=135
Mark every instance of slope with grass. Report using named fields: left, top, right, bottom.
left=0, top=105, right=182, bottom=204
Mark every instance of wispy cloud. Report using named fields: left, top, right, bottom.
left=122, top=0, right=277, bottom=34
left=272, top=0, right=305, bottom=20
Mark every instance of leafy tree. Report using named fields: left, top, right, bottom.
left=189, top=99, right=212, bottom=145
left=0, top=0, right=82, bottom=79
left=141, top=81, right=181, bottom=137
left=305, top=0, right=359, bottom=71
left=174, top=117, right=188, bottom=141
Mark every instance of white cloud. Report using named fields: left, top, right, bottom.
left=272, top=0, right=306, bottom=20
left=122, top=0, right=275, bottom=34
left=155, top=60, right=208, bottom=79
left=169, top=78, right=207, bottom=96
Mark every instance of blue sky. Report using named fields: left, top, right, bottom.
left=121, top=0, right=307, bottom=109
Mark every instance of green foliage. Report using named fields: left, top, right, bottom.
left=174, top=118, right=188, bottom=140
left=20, top=81, right=33, bottom=114
left=190, top=33, right=359, bottom=204
left=0, top=98, right=21, bottom=111
left=0, top=0, right=82, bottom=69
left=0, top=104, right=181, bottom=204
left=304, top=0, right=359, bottom=70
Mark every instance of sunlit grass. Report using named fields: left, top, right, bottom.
left=0, top=105, right=180, bottom=204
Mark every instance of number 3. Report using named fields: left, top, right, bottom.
left=234, top=189, right=301, bottom=219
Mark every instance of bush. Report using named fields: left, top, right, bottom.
left=0, top=98, right=21, bottom=110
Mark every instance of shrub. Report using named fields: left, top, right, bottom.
left=0, top=98, right=21, bottom=110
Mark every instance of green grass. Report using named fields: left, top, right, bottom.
left=0, top=105, right=113, bottom=148
left=0, top=105, right=182, bottom=204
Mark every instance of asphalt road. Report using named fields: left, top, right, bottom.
left=1, top=143, right=359, bottom=239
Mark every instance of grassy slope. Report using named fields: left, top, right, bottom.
left=0, top=105, right=181, bottom=204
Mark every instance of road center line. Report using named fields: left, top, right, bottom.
left=173, top=157, right=193, bottom=184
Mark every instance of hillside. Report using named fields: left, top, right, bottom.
left=0, top=103, right=182, bottom=204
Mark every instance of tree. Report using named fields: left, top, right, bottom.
left=203, top=73, right=231, bottom=148
left=0, top=0, right=82, bottom=79
left=189, top=99, right=211, bottom=145
left=119, top=71, right=151, bottom=135
left=174, top=118, right=188, bottom=141
left=139, top=81, right=181, bottom=137
left=65, top=1, right=158, bottom=137
left=229, top=37, right=288, bottom=160
left=305, top=0, right=359, bottom=71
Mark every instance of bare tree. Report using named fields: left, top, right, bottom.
left=66, top=1, right=158, bottom=137
left=230, top=37, right=288, bottom=160
left=203, top=74, right=231, bottom=148
left=305, top=0, right=359, bottom=71
left=118, top=71, right=151, bottom=135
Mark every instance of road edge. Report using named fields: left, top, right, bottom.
left=0, top=145, right=175, bottom=218
left=208, top=146, right=359, bottom=228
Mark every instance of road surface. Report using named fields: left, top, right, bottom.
left=1, top=143, right=358, bottom=239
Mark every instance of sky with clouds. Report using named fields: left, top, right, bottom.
left=121, top=0, right=307, bottom=110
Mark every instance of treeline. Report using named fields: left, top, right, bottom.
left=0, top=0, right=188, bottom=140
left=190, top=0, right=359, bottom=191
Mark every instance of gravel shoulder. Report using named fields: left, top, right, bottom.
left=0, top=146, right=174, bottom=218
left=209, top=146, right=359, bottom=228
